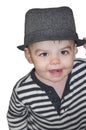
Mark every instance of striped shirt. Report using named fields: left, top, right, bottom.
left=7, top=58, right=86, bottom=130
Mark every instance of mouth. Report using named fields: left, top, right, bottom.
left=49, top=69, right=63, bottom=76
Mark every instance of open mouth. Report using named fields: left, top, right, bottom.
left=49, top=69, right=63, bottom=75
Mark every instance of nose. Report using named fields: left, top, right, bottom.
left=50, top=56, right=60, bottom=65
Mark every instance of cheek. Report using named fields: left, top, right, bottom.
left=62, top=56, right=74, bottom=69
left=32, top=58, right=47, bottom=69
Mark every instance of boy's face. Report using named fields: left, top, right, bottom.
left=24, top=40, right=77, bottom=85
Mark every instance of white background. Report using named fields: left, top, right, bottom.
left=0, top=0, right=86, bottom=129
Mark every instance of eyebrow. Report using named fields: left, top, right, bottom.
left=60, top=45, right=72, bottom=50
left=35, top=49, right=47, bottom=54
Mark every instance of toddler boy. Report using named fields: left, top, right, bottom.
left=7, top=6, right=86, bottom=130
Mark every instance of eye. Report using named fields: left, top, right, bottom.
left=39, top=52, right=49, bottom=57
left=60, top=50, right=70, bottom=55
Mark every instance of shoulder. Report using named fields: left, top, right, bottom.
left=74, top=58, right=86, bottom=64
left=13, top=70, right=34, bottom=93
left=12, top=69, right=45, bottom=105
left=71, top=58, right=86, bottom=77
left=70, top=58, right=86, bottom=89
left=73, top=58, right=86, bottom=69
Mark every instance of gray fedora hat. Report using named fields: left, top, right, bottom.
left=17, top=6, right=86, bottom=50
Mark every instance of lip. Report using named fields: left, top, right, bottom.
left=49, top=69, right=63, bottom=76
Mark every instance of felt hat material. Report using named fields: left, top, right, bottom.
left=17, top=6, right=86, bottom=50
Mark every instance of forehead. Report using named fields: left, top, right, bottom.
left=29, top=40, right=75, bottom=49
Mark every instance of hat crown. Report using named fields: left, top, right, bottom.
left=25, top=7, right=76, bottom=35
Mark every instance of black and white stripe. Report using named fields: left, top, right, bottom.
left=7, top=58, right=86, bottom=130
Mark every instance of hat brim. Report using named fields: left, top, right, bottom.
left=17, top=39, right=86, bottom=51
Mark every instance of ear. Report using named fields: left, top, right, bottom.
left=24, top=48, right=33, bottom=63
left=74, top=44, right=78, bottom=55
